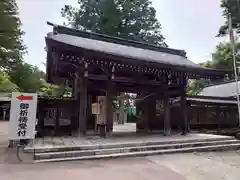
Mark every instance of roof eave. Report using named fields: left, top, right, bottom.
left=45, top=36, right=227, bottom=79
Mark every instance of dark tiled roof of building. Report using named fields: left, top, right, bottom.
left=47, top=22, right=187, bottom=57
left=198, top=80, right=239, bottom=97
left=187, top=97, right=237, bottom=104
left=46, top=22, right=230, bottom=77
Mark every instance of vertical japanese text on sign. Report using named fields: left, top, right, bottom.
left=17, top=103, right=29, bottom=137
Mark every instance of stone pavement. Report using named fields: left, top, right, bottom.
left=0, top=121, right=8, bottom=147
left=26, top=133, right=232, bottom=151
left=113, top=123, right=136, bottom=132
left=2, top=152, right=240, bottom=180
left=2, top=121, right=240, bottom=179
left=0, top=121, right=9, bottom=162
left=147, top=152, right=240, bottom=180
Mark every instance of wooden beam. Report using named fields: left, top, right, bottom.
left=78, top=72, right=87, bottom=134
left=180, top=89, right=188, bottom=134
left=105, top=83, right=114, bottom=134
left=147, top=96, right=156, bottom=132
left=163, top=88, right=171, bottom=136
left=87, top=74, right=108, bottom=81
left=72, top=72, right=79, bottom=99
left=54, top=107, right=60, bottom=135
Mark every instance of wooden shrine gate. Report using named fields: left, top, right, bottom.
left=43, top=22, right=230, bottom=137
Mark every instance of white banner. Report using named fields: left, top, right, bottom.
left=8, top=92, right=38, bottom=140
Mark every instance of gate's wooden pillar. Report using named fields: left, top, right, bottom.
left=72, top=73, right=79, bottom=99
left=136, top=93, right=150, bottom=132
left=37, top=102, right=44, bottom=136
left=106, top=85, right=114, bottom=135
left=54, top=104, right=60, bottom=135
left=87, top=94, right=93, bottom=130
left=78, top=64, right=88, bottom=135
left=105, top=66, right=116, bottom=136
left=147, top=96, right=156, bottom=132
left=163, top=90, right=171, bottom=136
left=142, top=97, right=149, bottom=132
left=180, top=87, right=188, bottom=134
left=78, top=77, right=87, bottom=134
left=70, top=73, right=79, bottom=134
left=136, top=93, right=142, bottom=132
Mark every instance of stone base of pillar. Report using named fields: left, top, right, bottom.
left=136, top=128, right=150, bottom=134
left=181, top=131, right=187, bottom=136
left=72, top=130, right=86, bottom=137
left=8, top=140, right=14, bottom=148
left=71, top=131, right=79, bottom=137
left=106, top=131, right=113, bottom=137
left=99, top=124, right=106, bottom=138
left=164, top=129, right=171, bottom=136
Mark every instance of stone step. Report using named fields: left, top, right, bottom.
left=34, top=139, right=240, bottom=162
left=35, top=142, right=240, bottom=163
left=25, top=136, right=234, bottom=153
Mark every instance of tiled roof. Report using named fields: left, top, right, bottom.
left=47, top=32, right=201, bottom=69
left=187, top=97, right=237, bottom=104
left=198, top=81, right=239, bottom=97
left=45, top=23, right=230, bottom=79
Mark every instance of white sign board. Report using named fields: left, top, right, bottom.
left=8, top=92, right=38, bottom=140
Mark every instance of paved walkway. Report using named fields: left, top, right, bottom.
left=0, top=121, right=8, bottom=147
left=1, top=121, right=240, bottom=179
left=113, top=123, right=136, bottom=132
left=0, top=121, right=9, bottom=162
left=2, top=152, right=240, bottom=180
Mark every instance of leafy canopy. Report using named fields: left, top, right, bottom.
left=218, top=0, right=240, bottom=36
left=0, top=1, right=70, bottom=96
left=61, top=0, right=167, bottom=46
left=187, top=41, right=240, bottom=94
left=0, top=0, right=26, bottom=69
left=0, top=71, right=19, bottom=92
left=211, top=41, right=240, bottom=69
left=8, top=63, right=42, bottom=93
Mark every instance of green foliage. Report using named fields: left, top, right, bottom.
left=61, top=0, right=167, bottom=46
left=218, top=0, right=240, bottom=36
left=40, top=80, right=71, bottom=97
left=198, top=61, right=213, bottom=68
left=8, top=63, right=42, bottom=93
left=0, top=61, right=70, bottom=97
left=187, top=42, right=234, bottom=94
left=0, top=71, right=19, bottom=92
left=211, top=41, right=240, bottom=69
left=187, top=40, right=240, bottom=95
left=0, top=1, right=70, bottom=96
left=0, top=0, right=26, bottom=69
left=187, top=79, right=210, bottom=95
left=198, top=41, right=240, bottom=70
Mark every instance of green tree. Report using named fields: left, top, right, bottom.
left=187, top=41, right=240, bottom=95
left=211, top=41, right=240, bottom=69
left=0, top=0, right=26, bottom=69
left=199, top=61, right=213, bottom=68
left=187, top=79, right=210, bottom=95
left=8, top=63, right=42, bottom=93
left=61, top=0, right=167, bottom=46
left=218, top=0, right=240, bottom=36
left=40, top=80, right=71, bottom=97
left=0, top=71, right=19, bottom=92
left=187, top=59, right=212, bottom=95
left=198, top=41, right=240, bottom=70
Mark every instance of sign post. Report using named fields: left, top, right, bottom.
left=8, top=92, right=38, bottom=141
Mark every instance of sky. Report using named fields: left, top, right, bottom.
left=16, top=0, right=226, bottom=71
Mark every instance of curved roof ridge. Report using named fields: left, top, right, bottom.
left=47, top=22, right=187, bottom=57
